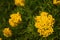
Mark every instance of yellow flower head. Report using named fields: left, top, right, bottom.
left=53, top=0, right=60, bottom=4
left=0, top=38, right=2, bottom=40
left=37, top=27, right=54, bottom=37
left=53, top=0, right=57, bottom=4
left=3, top=28, right=12, bottom=37
left=35, top=12, right=55, bottom=37
left=9, top=12, right=22, bottom=27
left=15, top=0, right=25, bottom=6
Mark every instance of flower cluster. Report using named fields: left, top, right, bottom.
left=15, top=0, right=25, bottom=6
left=3, top=28, right=12, bottom=37
left=9, top=12, right=22, bottom=27
left=35, top=12, right=55, bottom=37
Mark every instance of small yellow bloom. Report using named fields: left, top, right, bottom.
left=15, top=0, right=25, bottom=6
left=35, top=12, right=55, bottom=37
left=0, top=38, right=2, bottom=40
left=10, top=12, right=22, bottom=21
left=9, top=19, right=17, bottom=27
left=9, top=12, right=22, bottom=27
left=53, top=0, right=57, bottom=4
left=53, top=0, right=60, bottom=4
left=3, top=28, right=12, bottom=37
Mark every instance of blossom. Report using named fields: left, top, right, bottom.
left=35, top=12, right=55, bottom=37
left=15, top=0, right=25, bottom=6
left=3, top=28, right=12, bottom=37
left=37, top=26, right=54, bottom=37
left=0, top=38, right=2, bottom=40
left=53, top=0, right=60, bottom=4
left=9, top=12, right=22, bottom=27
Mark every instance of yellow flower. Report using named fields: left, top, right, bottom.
left=3, top=28, right=12, bottom=37
left=53, top=0, right=60, bottom=4
left=0, top=38, right=2, bottom=40
left=15, top=0, right=25, bottom=6
left=10, top=12, right=22, bottom=22
left=9, top=19, right=17, bottom=27
left=9, top=12, right=22, bottom=27
left=35, top=12, right=55, bottom=37
left=37, top=27, right=54, bottom=37
left=53, top=0, right=57, bottom=4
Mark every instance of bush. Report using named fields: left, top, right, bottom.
left=0, top=0, right=60, bottom=40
